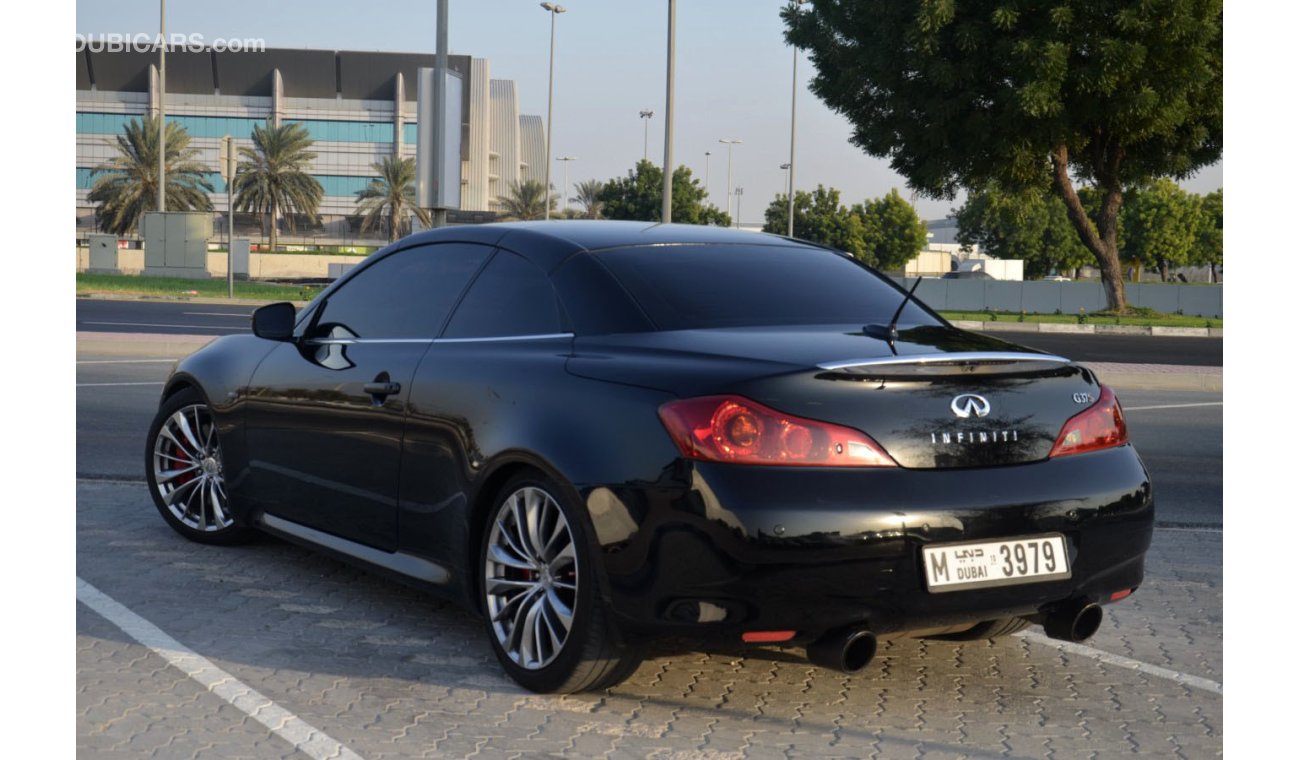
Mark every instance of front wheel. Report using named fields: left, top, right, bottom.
left=480, top=472, right=641, bottom=693
left=145, top=387, right=251, bottom=545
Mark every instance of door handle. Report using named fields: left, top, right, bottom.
left=363, top=381, right=401, bottom=396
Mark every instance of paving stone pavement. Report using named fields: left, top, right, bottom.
left=77, top=481, right=1222, bottom=759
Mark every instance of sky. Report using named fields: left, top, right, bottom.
left=76, top=0, right=1223, bottom=224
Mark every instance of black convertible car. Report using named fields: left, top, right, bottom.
left=146, top=221, right=1152, bottom=693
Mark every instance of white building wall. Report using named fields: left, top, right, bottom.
left=519, top=114, right=546, bottom=188
left=488, top=79, right=522, bottom=211
left=461, top=58, right=493, bottom=211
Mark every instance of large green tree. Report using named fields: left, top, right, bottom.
left=232, top=120, right=324, bottom=252
left=955, top=183, right=1094, bottom=278
left=854, top=189, right=929, bottom=271
left=1192, top=188, right=1223, bottom=282
left=354, top=156, right=432, bottom=243
left=784, top=0, right=1222, bottom=310
left=598, top=160, right=730, bottom=225
left=763, top=185, right=866, bottom=255
left=1120, top=179, right=1202, bottom=282
left=88, top=115, right=213, bottom=235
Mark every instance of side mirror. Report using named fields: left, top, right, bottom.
left=251, top=302, right=297, bottom=341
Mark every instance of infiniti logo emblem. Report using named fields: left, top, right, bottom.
left=950, top=394, right=991, bottom=419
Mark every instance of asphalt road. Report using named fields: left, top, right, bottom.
left=76, top=297, right=1224, bottom=366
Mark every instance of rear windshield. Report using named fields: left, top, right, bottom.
left=596, top=244, right=941, bottom=331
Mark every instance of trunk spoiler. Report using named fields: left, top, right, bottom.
left=816, top=352, right=1072, bottom=377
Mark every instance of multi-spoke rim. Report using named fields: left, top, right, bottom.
left=151, top=403, right=233, bottom=532
left=484, top=486, right=578, bottom=670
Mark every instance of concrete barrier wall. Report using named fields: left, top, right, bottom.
left=76, top=248, right=369, bottom=279
left=894, top=277, right=1222, bottom=318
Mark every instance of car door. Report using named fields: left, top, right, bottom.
left=241, top=242, right=493, bottom=551
left=398, top=248, right=571, bottom=570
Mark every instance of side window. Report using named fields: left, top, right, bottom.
left=442, top=250, right=563, bottom=338
left=314, top=243, right=491, bottom=338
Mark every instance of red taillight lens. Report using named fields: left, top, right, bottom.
left=1049, top=385, right=1129, bottom=457
left=658, top=395, right=897, bottom=467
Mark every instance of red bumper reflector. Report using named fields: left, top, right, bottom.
left=1110, top=589, right=1133, bottom=602
left=742, top=630, right=797, bottom=643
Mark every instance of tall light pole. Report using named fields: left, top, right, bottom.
left=704, top=151, right=711, bottom=197
left=158, top=0, right=167, bottom=212
left=541, top=3, right=566, bottom=220
left=718, top=138, right=741, bottom=227
left=788, top=0, right=811, bottom=237
left=556, top=156, right=576, bottom=213
left=735, top=187, right=744, bottom=229
left=639, top=110, right=654, bottom=161
left=661, top=0, right=676, bottom=224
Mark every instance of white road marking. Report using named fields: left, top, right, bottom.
left=76, top=381, right=164, bottom=387
left=81, top=321, right=244, bottom=331
left=76, top=359, right=176, bottom=364
left=1124, top=402, right=1223, bottom=411
left=76, top=578, right=364, bottom=760
left=182, top=312, right=252, bottom=318
left=1017, top=631, right=1222, bottom=695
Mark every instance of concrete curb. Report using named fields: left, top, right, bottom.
left=948, top=319, right=1219, bottom=338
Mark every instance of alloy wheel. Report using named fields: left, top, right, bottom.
left=150, top=404, right=233, bottom=532
left=484, top=486, right=579, bottom=670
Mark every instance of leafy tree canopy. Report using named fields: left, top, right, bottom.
left=597, top=160, right=730, bottom=226
left=854, top=189, right=930, bottom=271
left=954, top=183, right=1093, bottom=278
left=89, top=115, right=213, bottom=235
left=784, top=0, right=1222, bottom=309
left=1120, top=178, right=1202, bottom=280
left=764, top=186, right=926, bottom=270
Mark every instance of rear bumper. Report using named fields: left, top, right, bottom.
left=589, top=445, right=1153, bottom=639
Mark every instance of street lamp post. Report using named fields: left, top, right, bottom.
left=158, top=0, right=166, bottom=212
left=639, top=110, right=654, bottom=161
left=556, top=156, right=576, bottom=213
left=735, top=187, right=744, bottom=229
left=718, top=138, right=741, bottom=227
left=704, top=151, right=711, bottom=197
left=661, top=0, right=676, bottom=224
left=541, top=3, right=566, bottom=220
left=788, top=0, right=811, bottom=237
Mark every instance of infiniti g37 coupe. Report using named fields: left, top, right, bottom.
left=146, top=221, right=1152, bottom=693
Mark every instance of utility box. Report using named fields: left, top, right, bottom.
left=230, top=238, right=251, bottom=280
left=142, top=211, right=212, bottom=278
left=87, top=234, right=120, bottom=274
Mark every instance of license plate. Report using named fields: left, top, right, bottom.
left=922, top=534, right=1071, bottom=593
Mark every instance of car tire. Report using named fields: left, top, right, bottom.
left=929, top=617, right=1032, bottom=642
left=480, top=471, right=641, bottom=693
left=145, top=387, right=251, bottom=545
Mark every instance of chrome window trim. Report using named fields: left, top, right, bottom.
left=816, top=352, right=1071, bottom=371
left=304, top=338, right=434, bottom=346
left=434, top=333, right=575, bottom=344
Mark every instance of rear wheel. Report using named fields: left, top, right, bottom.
left=480, top=472, right=641, bottom=693
left=145, top=388, right=251, bottom=545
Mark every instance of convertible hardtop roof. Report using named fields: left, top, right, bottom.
left=394, top=220, right=821, bottom=271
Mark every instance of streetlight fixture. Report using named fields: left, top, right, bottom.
left=639, top=110, right=654, bottom=161
left=787, top=0, right=812, bottom=237
left=540, top=2, right=567, bottom=220
left=556, top=156, right=576, bottom=213
left=718, top=138, right=742, bottom=227
left=704, top=151, right=711, bottom=197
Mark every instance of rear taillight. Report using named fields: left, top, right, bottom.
left=1049, top=385, right=1129, bottom=457
left=658, top=395, right=896, bottom=467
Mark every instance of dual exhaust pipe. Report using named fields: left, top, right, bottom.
left=804, top=599, right=1103, bottom=674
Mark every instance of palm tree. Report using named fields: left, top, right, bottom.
left=497, top=179, right=556, bottom=221
left=571, top=179, right=606, bottom=219
left=88, top=115, right=214, bottom=235
left=354, top=156, right=432, bottom=243
left=232, top=120, right=323, bottom=252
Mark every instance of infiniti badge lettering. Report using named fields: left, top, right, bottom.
left=950, top=394, right=991, bottom=418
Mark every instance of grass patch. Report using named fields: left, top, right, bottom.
left=940, top=309, right=1222, bottom=328
left=77, top=272, right=320, bottom=302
